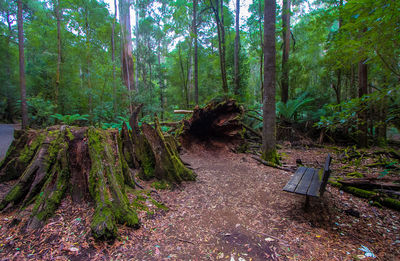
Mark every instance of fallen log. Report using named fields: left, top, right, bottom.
left=242, top=123, right=262, bottom=138
left=251, top=155, right=293, bottom=172
left=179, top=99, right=244, bottom=145
left=338, top=178, right=400, bottom=191
left=174, top=110, right=193, bottom=114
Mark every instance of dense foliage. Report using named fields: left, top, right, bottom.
left=0, top=0, right=398, bottom=145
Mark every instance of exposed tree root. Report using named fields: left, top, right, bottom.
left=0, top=116, right=194, bottom=240
left=179, top=99, right=244, bottom=146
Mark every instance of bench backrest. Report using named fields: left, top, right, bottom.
left=319, top=154, right=332, bottom=196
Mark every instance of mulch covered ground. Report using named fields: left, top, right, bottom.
left=0, top=142, right=399, bottom=260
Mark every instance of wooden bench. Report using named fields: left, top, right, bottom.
left=283, top=154, right=332, bottom=207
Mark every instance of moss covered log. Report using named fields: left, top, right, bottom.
left=0, top=120, right=195, bottom=240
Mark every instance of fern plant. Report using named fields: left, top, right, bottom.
left=276, top=92, right=314, bottom=123
left=50, top=114, right=89, bottom=125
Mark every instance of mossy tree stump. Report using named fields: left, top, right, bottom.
left=0, top=111, right=194, bottom=240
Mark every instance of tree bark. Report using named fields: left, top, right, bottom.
left=119, top=0, right=134, bottom=113
left=17, top=0, right=28, bottom=129
left=135, top=0, right=140, bottom=91
left=0, top=120, right=194, bottom=240
left=262, top=0, right=278, bottom=163
left=211, top=0, right=228, bottom=96
left=4, top=12, right=14, bottom=123
left=281, top=0, right=290, bottom=104
left=84, top=10, right=92, bottom=118
left=193, top=0, right=199, bottom=105
left=258, top=0, right=264, bottom=102
left=358, top=59, right=368, bottom=147
left=178, top=44, right=189, bottom=108
left=54, top=0, right=62, bottom=111
left=112, top=0, right=117, bottom=115
left=234, top=0, right=240, bottom=96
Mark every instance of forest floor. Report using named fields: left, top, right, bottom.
left=0, top=137, right=399, bottom=260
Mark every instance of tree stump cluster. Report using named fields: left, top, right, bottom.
left=0, top=106, right=195, bottom=240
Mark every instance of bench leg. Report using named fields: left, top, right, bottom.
left=304, top=195, right=310, bottom=210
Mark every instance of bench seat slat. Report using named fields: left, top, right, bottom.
left=307, top=169, right=321, bottom=197
left=294, top=168, right=315, bottom=195
left=283, top=166, right=307, bottom=192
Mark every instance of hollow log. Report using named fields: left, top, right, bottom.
left=0, top=115, right=194, bottom=240
left=179, top=99, right=244, bottom=144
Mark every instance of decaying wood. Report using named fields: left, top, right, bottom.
left=179, top=99, right=244, bottom=145
left=339, top=178, right=400, bottom=191
left=0, top=108, right=194, bottom=240
left=242, top=123, right=262, bottom=138
left=251, top=155, right=293, bottom=172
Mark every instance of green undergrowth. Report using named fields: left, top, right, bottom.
left=346, top=172, right=364, bottom=178
left=129, top=188, right=168, bottom=213
left=151, top=180, right=171, bottom=190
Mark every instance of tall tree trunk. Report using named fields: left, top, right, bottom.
left=135, top=0, right=139, bottom=91
left=219, top=0, right=228, bottom=96
left=119, top=0, right=134, bottom=114
left=334, top=0, right=343, bottom=105
left=358, top=60, right=368, bottom=147
left=262, top=0, right=278, bottom=163
left=187, top=39, right=193, bottom=106
left=157, top=43, right=164, bottom=121
left=54, top=0, right=62, bottom=112
left=17, top=0, right=28, bottom=129
left=281, top=0, right=290, bottom=104
left=335, top=70, right=341, bottom=104
left=258, top=0, right=264, bottom=102
left=85, top=12, right=92, bottom=118
left=211, top=0, right=228, bottom=96
left=178, top=44, right=189, bottom=108
left=193, top=0, right=199, bottom=105
left=112, top=0, right=117, bottom=115
left=234, top=0, right=240, bottom=96
left=5, top=12, right=14, bottom=123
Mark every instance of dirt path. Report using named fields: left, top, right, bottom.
left=0, top=144, right=399, bottom=260
left=0, top=124, right=14, bottom=160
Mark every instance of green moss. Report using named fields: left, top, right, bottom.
left=236, top=142, right=248, bottom=153
left=154, top=119, right=196, bottom=183
left=87, top=127, right=139, bottom=239
left=370, top=201, right=383, bottom=208
left=380, top=197, right=400, bottom=211
left=174, top=122, right=185, bottom=139
left=366, top=162, right=386, bottom=168
left=0, top=184, right=23, bottom=210
left=18, top=133, right=45, bottom=164
left=261, top=149, right=281, bottom=166
left=135, top=135, right=156, bottom=180
left=151, top=199, right=168, bottom=211
left=346, top=172, right=364, bottom=178
left=66, top=128, right=75, bottom=140
left=328, top=180, right=342, bottom=188
left=342, top=186, right=376, bottom=199
left=151, top=180, right=171, bottom=190
left=91, top=206, right=118, bottom=240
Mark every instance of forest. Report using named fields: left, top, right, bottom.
left=0, top=0, right=399, bottom=260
